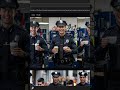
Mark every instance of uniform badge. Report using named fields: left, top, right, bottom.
left=66, top=39, right=69, bottom=43
left=55, top=72, right=57, bottom=74
left=60, top=20, right=63, bottom=23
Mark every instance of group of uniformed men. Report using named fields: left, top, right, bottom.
left=30, top=19, right=90, bottom=69
left=0, top=0, right=120, bottom=89
left=36, top=71, right=90, bottom=87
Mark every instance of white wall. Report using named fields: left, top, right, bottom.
left=77, top=18, right=90, bottom=28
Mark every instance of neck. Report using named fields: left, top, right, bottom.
left=31, top=34, right=37, bottom=37
left=2, top=22, right=14, bottom=30
left=81, top=82, right=86, bottom=85
left=60, top=33, right=65, bottom=37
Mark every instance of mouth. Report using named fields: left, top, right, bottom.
left=4, top=17, right=11, bottom=21
left=60, top=32, right=64, bottom=34
left=59, top=30, right=64, bottom=33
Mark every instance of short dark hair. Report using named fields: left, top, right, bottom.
left=37, top=78, right=44, bottom=83
left=85, top=22, right=89, bottom=26
left=66, top=80, right=74, bottom=85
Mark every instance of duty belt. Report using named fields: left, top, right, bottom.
left=60, top=58, right=72, bottom=64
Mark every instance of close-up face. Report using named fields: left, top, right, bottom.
left=114, top=9, right=120, bottom=27
left=37, top=82, right=44, bottom=86
left=57, top=26, right=66, bottom=36
left=0, top=8, right=16, bottom=24
left=53, top=77, right=59, bottom=84
left=80, top=76, right=86, bottom=84
left=30, top=26, right=37, bottom=36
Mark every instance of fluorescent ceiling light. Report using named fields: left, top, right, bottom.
left=77, top=17, right=90, bottom=19
left=39, top=22, right=49, bottom=25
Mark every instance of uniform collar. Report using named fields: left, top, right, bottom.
left=1, top=24, right=14, bottom=33
left=53, top=83, right=59, bottom=86
left=79, top=82, right=88, bottom=85
left=31, top=35, right=38, bottom=39
left=59, top=33, right=67, bottom=38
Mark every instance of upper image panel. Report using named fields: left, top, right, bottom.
left=30, top=17, right=90, bottom=69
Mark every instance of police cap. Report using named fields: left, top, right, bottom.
left=52, top=72, right=60, bottom=78
left=30, top=21, right=40, bottom=27
left=111, top=0, right=120, bottom=11
left=0, top=0, right=19, bottom=9
left=56, top=20, right=67, bottom=27
left=79, top=72, right=88, bottom=77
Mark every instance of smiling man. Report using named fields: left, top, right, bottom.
left=49, top=72, right=62, bottom=86
left=0, top=0, right=30, bottom=90
left=30, top=21, right=48, bottom=69
left=49, top=20, right=77, bottom=69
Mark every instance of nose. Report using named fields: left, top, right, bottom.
left=5, top=8, right=12, bottom=14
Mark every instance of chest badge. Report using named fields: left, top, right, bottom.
left=65, top=39, right=69, bottom=44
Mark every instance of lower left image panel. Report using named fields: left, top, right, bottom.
left=30, top=70, right=90, bottom=89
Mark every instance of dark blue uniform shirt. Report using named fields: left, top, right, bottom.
left=49, top=33, right=77, bottom=65
left=30, top=35, right=48, bottom=67
left=0, top=24, right=30, bottom=82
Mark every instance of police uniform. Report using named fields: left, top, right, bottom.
left=76, top=72, right=90, bottom=86
left=95, top=0, right=120, bottom=71
left=30, top=21, right=48, bottom=69
left=49, top=20, right=77, bottom=68
left=0, top=0, right=30, bottom=90
left=95, top=1, right=120, bottom=90
left=49, top=72, right=62, bottom=86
